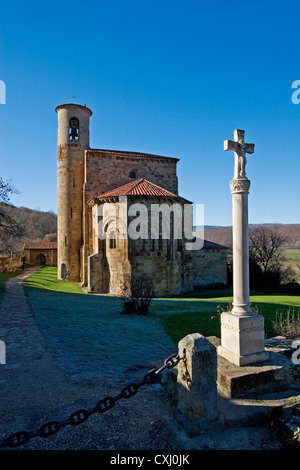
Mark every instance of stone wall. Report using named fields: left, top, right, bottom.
left=192, top=248, right=228, bottom=287
left=86, top=194, right=228, bottom=296
left=24, top=248, right=57, bottom=267
left=88, top=200, right=131, bottom=294
left=0, top=256, right=22, bottom=273
left=84, top=150, right=179, bottom=203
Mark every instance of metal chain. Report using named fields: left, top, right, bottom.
left=0, top=353, right=182, bottom=449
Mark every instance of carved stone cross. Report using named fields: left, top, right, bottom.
left=218, top=128, right=268, bottom=366
left=224, top=129, right=255, bottom=179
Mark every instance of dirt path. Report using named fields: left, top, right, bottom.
left=0, top=269, right=175, bottom=450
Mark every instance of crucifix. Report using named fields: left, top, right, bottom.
left=217, top=129, right=268, bottom=366
left=224, top=129, right=255, bottom=179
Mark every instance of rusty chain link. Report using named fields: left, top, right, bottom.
left=0, top=353, right=182, bottom=449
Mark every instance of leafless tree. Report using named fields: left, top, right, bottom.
left=249, top=226, right=288, bottom=275
left=0, top=178, right=24, bottom=250
left=249, top=225, right=294, bottom=291
left=121, top=273, right=156, bottom=315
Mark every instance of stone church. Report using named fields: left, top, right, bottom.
left=55, top=103, right=227, bottom=296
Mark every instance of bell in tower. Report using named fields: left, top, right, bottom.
left=69, top=117, right=79, bottom=140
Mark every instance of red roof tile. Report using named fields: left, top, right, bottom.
left=97, top=179, right=178, bottom=198
left=24, top=241, right=57, bottom=250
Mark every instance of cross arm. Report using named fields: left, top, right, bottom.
left=224, top=139, right=239, bottom=152
left=244, top=143, right=255, bottom=154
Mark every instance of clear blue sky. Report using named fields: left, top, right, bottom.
left=0, top=0, right=299, bottom=226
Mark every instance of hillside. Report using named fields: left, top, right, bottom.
left=1, top=202, right=299, bottom=253
left=195, top=224, right=300, bottom=249
left=0, top=203, right=57, bottom=252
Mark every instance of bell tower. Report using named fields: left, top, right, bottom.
left=55, top=103, right=92, bottom=281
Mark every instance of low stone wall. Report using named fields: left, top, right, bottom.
left=0, top=256, right=22, bottom=273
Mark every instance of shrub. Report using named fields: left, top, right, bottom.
left=121, top=273, right=156, bottom=315
left=272, top=308, right=300, bottom=338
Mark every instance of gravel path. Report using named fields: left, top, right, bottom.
left=0, top=270, right=176, bottom=450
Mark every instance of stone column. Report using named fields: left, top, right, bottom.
left=231, top=178, right=252, bottom=315
left=218, top=129, right=268, bottom=366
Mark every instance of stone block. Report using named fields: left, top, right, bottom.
left=218, top=312, right=269, bottom=366
left=177, top=333, right=218, bottom=422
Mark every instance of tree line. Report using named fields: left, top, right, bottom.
left=0, top=179, right=57, bottom=252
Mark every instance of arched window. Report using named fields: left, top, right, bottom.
left=109, top=231, right=117, bottom=249
left=69, top=117, right=79, bottom=140
left=129, top=170, right=137, bottom=179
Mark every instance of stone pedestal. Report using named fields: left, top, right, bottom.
left=218, top=312, right=268, bottom=366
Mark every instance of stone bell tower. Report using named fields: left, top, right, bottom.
left=55, top=103, right=92, bottom=281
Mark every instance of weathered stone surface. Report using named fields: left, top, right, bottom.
left=218, top=342, right=300, bottom=398
left=56, top=104, right=92, bottom=282
left=177, top=333, right=218, bottom=422
left=218, top=312, right=268, bottom=366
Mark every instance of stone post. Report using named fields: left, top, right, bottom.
left=177, top=333, right=218, bottom=422
left=218, top=129, right=269, bottom=366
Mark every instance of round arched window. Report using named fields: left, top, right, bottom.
left=129, top=171, right=136, bottom=178
left=69, top=117, right=79, bottom=140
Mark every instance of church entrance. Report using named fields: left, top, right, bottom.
left=36, top=254, right=46, bottom=266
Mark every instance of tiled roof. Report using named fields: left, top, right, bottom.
left=87, top=149, right=179, bottom=162
left=24, top=241, right=57, bottom=250
left=97, top=179, right=178, bottom=198
left=202, top=240, right=228, bottom=250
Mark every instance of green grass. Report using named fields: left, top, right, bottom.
left=152, top=290, right=300, bottom=343
left=283, top=249, right=300, bottom=282
left=23, top=267, right=300, bottom=348
left=152, top=300, right=222, bottom=344
left=0, top=271, right=20, bottom=297
left=284, top=249, right=300, bottom=260
left=24, top=267, right=84, bottom=294
left=23, top=286, right=175, bottom=377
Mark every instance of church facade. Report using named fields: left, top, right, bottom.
left=55, top=103, right=227, bottom=296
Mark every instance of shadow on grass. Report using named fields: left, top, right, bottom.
left=23, top=267, right=300, bottom=366
left=24, top=285, right=177, bottom=378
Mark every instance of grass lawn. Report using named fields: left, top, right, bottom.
left=22, top=267, right=300, bottom=375
left=152, top=289, right=300, bottom=344
left=24, top=267, right=84, bottom=294
left=0, top=271, right=20, bottom=297
left=23, top=276, right=175, bottom=378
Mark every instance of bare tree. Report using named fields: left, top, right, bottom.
left=121, top=273, right=156, bottom=315
left=249, top=225, right=293, bottom=291
left=0, top=178, right=24, bottom=250
left=249, top=226, right=288, bottom=274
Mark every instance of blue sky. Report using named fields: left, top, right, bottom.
left=0, top=0, right=299, bottom=226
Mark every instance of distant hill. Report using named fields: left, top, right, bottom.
left=0, top=203, right=57, bottom=252
left=194, top=224, right=300, bottom=250
left=2, top=202, right=299, bottom=253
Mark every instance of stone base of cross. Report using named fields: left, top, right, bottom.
left=217, top=129, right=268, bottom=366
